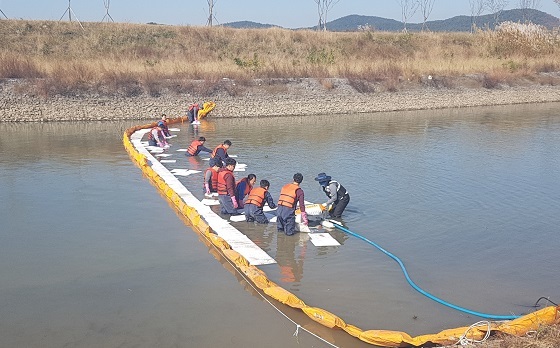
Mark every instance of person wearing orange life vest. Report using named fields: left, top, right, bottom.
left=186, top=136, right=212, bottom=156
left=147, top=125, right=169, bottom=148
left=211, top=140, right=231, bottom=166
left=277, top=173, right=307, bottom=236
left=244, top=180, right=277, bottom=224
left=203, top=157, right=222, bottom=196
left=157, top=114, right=171, bottom=137
left=217, top=158, right=240, bottom=215
left=235, top=174, right=256, bottom=209
left=187, top=102, right=201, bottom=124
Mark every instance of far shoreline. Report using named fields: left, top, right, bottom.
left=2, top=78, right=560, bottom=122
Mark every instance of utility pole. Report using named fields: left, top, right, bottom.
left=207, top=0, right=216, bottom=27
left=102, top=0, right=114, bottom=22
left=59, top=0, right=84, bottom=30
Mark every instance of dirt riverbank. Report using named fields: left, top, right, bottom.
left=2, top=77, right=560, bottom=122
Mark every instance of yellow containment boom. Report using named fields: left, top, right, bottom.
left=198, top=101, right=216, bottom=119
left=123, top=119, right=560, bottom=347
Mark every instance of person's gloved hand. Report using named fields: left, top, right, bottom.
left=301, top=212, right=308, bottom=225
left=205, top=184, right=211, bottom=196
left=232, top=196, right=239, bottom=209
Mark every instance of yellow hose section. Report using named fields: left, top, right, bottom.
left=123, top=120, right=560, bottom=347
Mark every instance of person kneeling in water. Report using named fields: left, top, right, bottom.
left=244, top=180, right=276, bottom=224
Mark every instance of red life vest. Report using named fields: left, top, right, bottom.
left=187, top=140, right=203, bottom=156
left=188, top=103, right=200, bottom=111
left=147, top=127, right=161, bottom=140
left=211, top=144, right=228, bottom=159
left=217, top=169, right=234, bottom=195
left=236, top=177, right=252, bottom=197
left=278, top=183, right=300, bottom=208
left=246, top=187, right=267, bottom=207
left=205, top=167, right=219, bottom=191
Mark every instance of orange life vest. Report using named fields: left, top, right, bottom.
left=217, top=169, right=234, bottom=195
left=187, top=140, right=203, bottom=156
left=205, top=167, right=219, bottom=191
left=245, top=187, right=267, bottom=207
left=211, top=144, right=228, bottom=159
left=278, top=183, right=299, bottom=208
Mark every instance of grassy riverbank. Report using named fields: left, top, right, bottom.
left=1, top=19, right=560, bottom=98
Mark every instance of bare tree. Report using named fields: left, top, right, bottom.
left=485, top=0, right=509, bottom=27
left=313, top=0, right=341, bottom=31
left=518, top=0, right=541, bottom=21
left=313, top=0, right=324, bottom=30
left=419, top=0, right=436, bottom=31
left=207, top=0, right=217, bottom=27
left=469, top=0, right=486, bottom=32
left=396, top=0, right=420, bottom=32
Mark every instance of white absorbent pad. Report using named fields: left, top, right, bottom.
left=170, top=169, right=201, bottom=176
left=309, top=233, right=340, bottom=247
left=201, top=199, right=221, bottom=206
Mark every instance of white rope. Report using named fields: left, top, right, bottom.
left=293, top=324, right=301, bottom=336
left=457, top=320, right=492, bottom=346
left=207, top=237, right=340, bottom=348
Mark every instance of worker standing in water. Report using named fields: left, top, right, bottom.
left=217, top=158, right=239, bottom=215
left=187, top=102, right=201, bottom=124
left=277, top=173, right=307, bottom=236
left=211, top=140, right=232, bottom=166
left=157, top=114, right=171, bottom=137
left=204, top=158, right=222, bottom=196
left=314, top=172, right=350, bottom=218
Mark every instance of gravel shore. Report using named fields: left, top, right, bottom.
left=2, top=78, right=560, bottom=122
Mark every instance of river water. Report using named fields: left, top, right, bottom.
left=1, top=103, right=559, bottom=347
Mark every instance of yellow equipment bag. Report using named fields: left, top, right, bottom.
left=198, top=101, right=216, bottom=119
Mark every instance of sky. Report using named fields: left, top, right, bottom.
left=0, top=0, right=559, bottom=28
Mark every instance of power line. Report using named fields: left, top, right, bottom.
left=0, top=8, right=8, bottom=19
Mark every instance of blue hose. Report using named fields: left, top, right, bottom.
left=329, top=221, right=521, bottom=320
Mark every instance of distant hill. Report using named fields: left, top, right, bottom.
left=324, top=9, right=560, bottom=32
left=223, top=9, right=560, bottom=32
left=221, top=21, right=278, bottom=29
